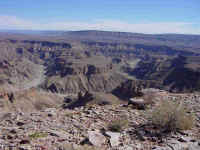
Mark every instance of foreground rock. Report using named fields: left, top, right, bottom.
left=88, top=130, right=107, bottom=147
left=106, top=131, right=121, bottom=147
left=128, top=98, right=146, bottom=109
left=0, top=89, right=199, bottom=149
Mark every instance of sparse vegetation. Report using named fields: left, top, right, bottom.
left=65, top=112, right=81, bottom=117
left=29, top=132, right=48, bottom=139
left=108, top=118, right=129, bottom=132
left=149, top=100, right=195, bottom=132
left=142, top=91, right=157, bottom=106
left=34, top=101, right=52, bottom=110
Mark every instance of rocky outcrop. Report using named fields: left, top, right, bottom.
left=112, top=80, right=161, bottom=99
left=88, top=130, right=107, bottom=147
left=67, top=91, right=94, bottom=109
left=128, top=98, right=146, bottom=110
left=105, top=131, right=121, bottom=147
left=44, top=56, right=125, bottom=94
left=45, top=72, right=126, bottom=94
left=0, top=89, right=199, bottom=150
left=65, top=91, right=122, bottom=109
left=131, top=56, right=200, bottom=93
left=0, top=57, right=45, bottom=90
left=46, top=55, right=113, bottom=77
left=60, top=63, right=113, bottom=76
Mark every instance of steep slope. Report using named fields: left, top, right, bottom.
left=44, top=55, right=126, bottom=93
left=0, top=42, right=45, bottom=91
left=131, top=55, right=200, bottom=92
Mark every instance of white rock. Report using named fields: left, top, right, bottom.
left=118, top=145, right=133, bottom=150
left=19, top=145, right=31, bottom=150
left=153, top=146, right=171, bottom=150
left=188, top=143, right=200, bottom=150
left=88, top=130, right=106, bottom=147
left=106, top=131, right=121, bottom=147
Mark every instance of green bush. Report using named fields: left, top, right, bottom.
left=150, top=100, right=195, bottom=132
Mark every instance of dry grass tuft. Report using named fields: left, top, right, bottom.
left=29, top=132, right=48, bottom=139
left=108, top=118, right=129, bottom=132
left=149, top=100, right=195, bottom=132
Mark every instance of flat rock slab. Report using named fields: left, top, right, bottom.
left=118, top=145, right=134, bottom=150
left=88, top=130, right=106, bottom=147
left=105, top=131, right=121, bottom=147
left=129, top=98, right=145, bottom=109
left=129, top=98, right=145, bottom=104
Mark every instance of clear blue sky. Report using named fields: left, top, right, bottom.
left=0, top=0, right=199, bottom=34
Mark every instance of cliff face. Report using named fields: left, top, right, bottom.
left=0, top=54, right=43, bottom=89
left=130, top=56, right=200, bottom=92
left=1, top=32, right=200, bottom=94
left=45, top=73, right=126, bottom=94
left=44, top=57, right=126, bottom=94
left=47, top=58, right=113, bottom=77
left=0, top=39, right=127, bottom=94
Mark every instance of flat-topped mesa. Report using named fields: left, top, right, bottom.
left=60, top=63, right=113, bottom=76
left=12, top=40, right=72, bottom=58
left=48, top=56, right=113, bottom=77
left=22, top=40, right=72, bottom=49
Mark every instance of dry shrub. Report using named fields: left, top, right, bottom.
left=29, top=132, right=48, bottom=139
left=34, top=101, right=53, bottom=110
left=150, top=100, right=195, bottom=132
left=142, top=92, right=157, bottom=106
left=108, top=118, right=129, bottom=132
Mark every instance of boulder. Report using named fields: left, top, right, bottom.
left=19, top=145, right=31, bottom=150
left=105, top=131, right=121, bottom=147
left=118, top=145, right=134, bottom=150
left=88, top=130, right=106, bottom=147
left=128, top=98, right=146, bottom=110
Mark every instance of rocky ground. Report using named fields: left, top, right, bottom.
left=0, top=89, right=199, bottom=150
left=1, top=31, right=200, bottom=150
